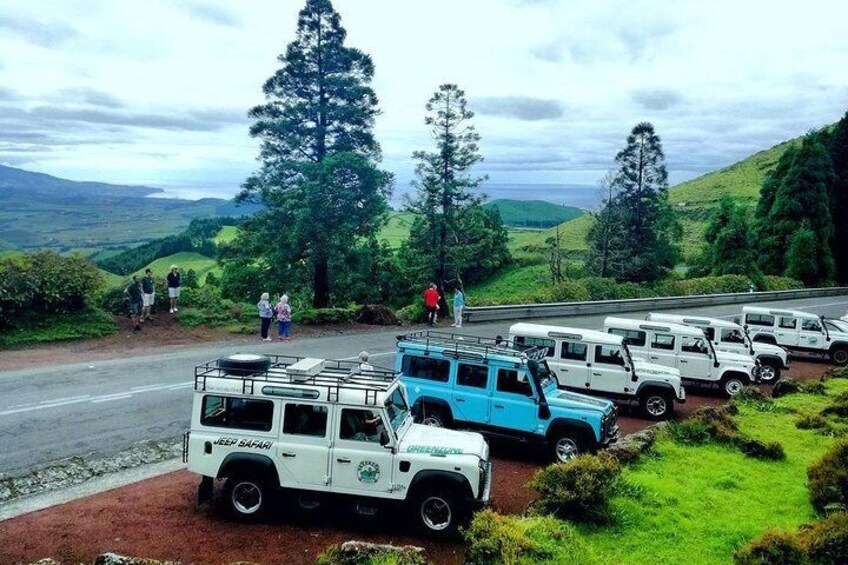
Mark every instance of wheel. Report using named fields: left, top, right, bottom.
left=548, top=429, right=585, bottom=463
left=721, top=375, right=746, bottom=397
left=217, top=353, right=271, bottom=376
left=831, top=347, right=848, bottom=366
left=639, top=391, right=673, bottom=420
left=758, top=361, right=781, bottom=384
left=419, top=405, right=449, bottom=428
left=414, top=490, right=461, bottom=537
left=223, top=474, right=268, bottom=522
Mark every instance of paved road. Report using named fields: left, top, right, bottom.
left=2, top=295, right=847, bottom=476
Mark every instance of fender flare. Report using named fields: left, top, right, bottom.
left=217, top=453, right=278, bottom=486
left=411, top=397, right=454, bottom=422
left=752, top=334, right=777, bottom=345
left=545, top=417, right=599, bottom=447
left=756, top=354, right=783, bottom=366
left=408, top=469, right=475, bottom=502
left=720, top=370, right=751, bottom=384
left=828, top=341, right=848, bottom=351
left=635, top=381, right=677, bottom=398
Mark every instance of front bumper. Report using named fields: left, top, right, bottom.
left=677, top=386, right=687, bottom=404
left=602, top=406, right=620, bottom=447
left=474, top=461, right=493, bottom=508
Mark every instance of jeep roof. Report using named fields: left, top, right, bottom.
left=194, top=354, right=401, bottom=407
left=742, top=306, right=819, bottom=320
left=396, top=330, right=549, bottom=364
left=510, top=322, right=623, bottom=346
left=604, top=317, right=706, bottom=339
left=646, top=313, right=741, bottom=330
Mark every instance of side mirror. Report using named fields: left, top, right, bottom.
left=623, top=366, right=630, bottom=373
left=379, top=429, right=391, bottom=447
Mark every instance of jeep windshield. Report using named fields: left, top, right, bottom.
left=385, top=387, right=410, bottom=433
left=531, top=360, right=559, bottom=393
left=622, top=344, right=635, bottom=370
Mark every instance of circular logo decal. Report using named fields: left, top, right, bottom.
left=356, top=460, right=381, bottom=484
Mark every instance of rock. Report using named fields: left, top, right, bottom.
left=606, top=423, right=665, bottom=464
left=94, top=553, right=180, bottom=565
left=27, top=559, right=61, bottom=565
left=772, top=378, right=801, bottom=398
left=320, top=541, right=427, bottom=564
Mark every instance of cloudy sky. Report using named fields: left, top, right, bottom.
left=0, top=0, right=846, bottom=203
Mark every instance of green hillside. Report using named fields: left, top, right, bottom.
left=378, top=212, right=417, bottom=249
left=142, top=252, right=220, bottom=282
left=483, top=199, right=584, bottom=227
left=214, top=225, right=239, bottom=244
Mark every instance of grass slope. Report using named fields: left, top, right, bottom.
left=143, top=252, right=220, bottom=282
left=214, top=226, right=238, bottom=244
left=483, top=199, right=584, bottom=227
left=378, top=212, right=417, bottom=249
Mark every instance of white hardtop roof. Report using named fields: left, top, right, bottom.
left=743, top=305, right=818, bottom=319
left=604, top=316, right=706, bottom=338
left=509, top=322, right=623, bottom=346
left=648, top=312, right=740, bottom=329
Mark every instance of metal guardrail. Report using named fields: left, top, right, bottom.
left=463, top=287, right=848, bottom=323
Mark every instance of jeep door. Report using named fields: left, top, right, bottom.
left=330, top=407, right=395, bottom=498
left=646, top=332, right=677, bottom=368
left=589, top=344, right=629, bottom=394
left=799, top=318, right=826, bottom=349
left=775, top=316, right=800, bottom=346
left=548, top=340, right=590, bottom=390
left=277, top=402, right=332, bottom=489
left=452, top=362, right=491, bottom=424
left=678, top=336, right=713, bottom=380
left=489, top=368, right=537, bottom=433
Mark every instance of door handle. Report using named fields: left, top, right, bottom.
left=650, top=356, right=659, bottom=360
left=494, top=404, right=505, bottom=409
left=560, top=368, right=569, bottom=372
left=680, top=360, right=688, bottom=364
left=281, top=452, right=296, bottom=458
left=592, top=372, right=602, bottom=376
left=337, top=457, right=351, bottom=463
left=456, top=397, right=466, bottom=403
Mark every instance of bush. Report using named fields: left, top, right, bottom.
left=823, top=367, right=848, bottom=381
left=0, top=306, right=116, bottom=347
left=761, top=276, right=804, bottom=291
left=317, top=542, right=426, bottom=565
left=808, top=441, right=848, bottom=513
left=796, top=413, right=832, bottom=431
left=548, top=280, right=590, bottom=302
left=669, top=405, right=786, bottom=460
left=821, top=392, right=848, bottom=418
left=737, top=439, right=786, bottom=461
left=799, top=380, right=827, bottom=395
left=732, top=386, right=775, bottom=411
left=295, top=307, right=357, bottom=325
left=580, top=277, right=649, bottom=301
left=799, top=511, right=848, bottom=564
left=734, top=530, right=807, bottom=565
left=772, top=378, right=801, bottom=398
left=396, top=302, right=425, bottom=324
left=528, top=454, right=620, bottom=522
left=656, top=274, right=752, bottom=297
left=356, top=304, right=399, bottom=326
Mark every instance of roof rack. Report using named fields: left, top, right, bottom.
left=397, top=330, right=548, bottom=362
left=194, top=354, right=398, bottom=406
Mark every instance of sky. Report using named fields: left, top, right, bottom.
left=0, top=0, right=846, bottom=204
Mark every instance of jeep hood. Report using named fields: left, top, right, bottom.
left=398, top=424, right=487, bottom=459
left=717, top=350, right=755, bottom=366
left=632, top=359, right=682, bottom=384
left=752, top=342, right=787, bottom=358
left=549, top=389, right=613, bottom=413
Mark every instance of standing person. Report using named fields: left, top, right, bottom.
left=275, top=293, right=293, bottom=341
left=258, top=292, right=273, bottom=341
left=452, top=287, right=465, bottom=328
left=167, top=265, right=180, bottom=314
left=123, top=275, right=143, bottom=332
left=140, top=268, right=155, bottom=322
left=423, top=283, right=440, bottom=327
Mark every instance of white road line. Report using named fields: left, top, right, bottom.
left=0, top=397, right=93, bottom=416
left=131, top=383, right=169, bottom=391
left=91, top=395, right=133, bottom=403
left=39, top=395, right=90, bottom=404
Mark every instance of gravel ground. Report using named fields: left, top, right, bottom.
left=0, top=360, right=830, bottom=565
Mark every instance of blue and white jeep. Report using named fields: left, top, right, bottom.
left=396, top=331, right=619, bottom=463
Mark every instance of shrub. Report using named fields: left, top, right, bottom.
left=295, top=307, right=357, bottom=325
left=734, top=530, right=807, bottom=565
left=796, top=413, right=832, bottom=431
left=656, top=274, right=752, bottom=297
left=799, top=380, right=827, bottom=395
left=823, top=367, right=848, bottom=381
left=356, top=304, right=399, bottom=326
left=580, top=277, right=649, bottom=301
left=667, top=421, right=714, bottom=445
left=799, top=511, right=848, bottom=564
left=317, top=542, right=426, bottom=565
left=772, top=378, right=801, bottom=398
left=736, top=439, right=786, bottom=461
left=732, top=386, right=776, bottom=412
left=669, top=405, right=786, bottom=460
left=0, top=306, right=116, bottom=347
left=528, top=454, right=620, bottom=522
left=821, top=392, right=848, bottom=418
left=761, top=276, right=804, bottom=291
left=396, top=302, right=425, bottom=324
left=548, top=280, right=590, bottom=302
left=808, top=441, right=848, bottom=513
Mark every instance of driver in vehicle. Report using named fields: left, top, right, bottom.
left=342, top=409, right=383, bottom=442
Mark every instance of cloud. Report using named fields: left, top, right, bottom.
left=474, top=97, right=564, bottom=121
left=51, top=87, right=124, bottom=109
left=0, top=15, right=77, bottom=47
left=631, top=88, right=684, bottom=111
left=26, top=105, right=246, bottom=132
left=182, top=2, right=241, bottom=27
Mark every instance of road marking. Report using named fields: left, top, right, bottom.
left=92, top=394, right=134, bottom=403
left=39, top=395, right=90, bottom=404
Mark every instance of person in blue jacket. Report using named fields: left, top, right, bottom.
left=452, top=287, right=466, bottom=328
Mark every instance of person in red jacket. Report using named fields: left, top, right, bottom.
left=423, top=283, right=440, bottom=326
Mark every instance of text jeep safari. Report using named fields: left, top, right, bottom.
left=508, top=323, right=685, bottom=420
left=395, top=331, right=619, bottom=464
left=646, top=313, right=790, bottom=383
left=603, top=317, right=761, bottom=397
left=184, top=353, right=492, bottom=536
left=741, top=306, right=848, bottom=366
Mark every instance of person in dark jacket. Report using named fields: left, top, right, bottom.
left=124, top=275, right=143, bottom=332
left=141, top=268, right=155, bottom=322
left=167, top=265, right=180, bottom=314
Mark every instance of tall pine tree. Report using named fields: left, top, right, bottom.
left=699, top=196, right=759, bottom=278
left=587, top=122, right=681, bottom=282
left=824, top=111, right=848, bottom=283
left=238, top=0, right=391, bottom=307
left=755, top=145, right=798, bottom=274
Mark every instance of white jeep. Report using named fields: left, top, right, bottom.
left=646, top=313, right=789, bottom=383
left=509, top=323, right=685, bottom=420
left=741, top=306, right=848, bottom=366
left=184, top=354, right=492, bottom=537
left=603, top=317, right=761, bottom=397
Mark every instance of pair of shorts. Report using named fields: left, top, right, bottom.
left=168, top=287, right=180, bottom=299
left=129, top=301, right=142, bottom=315
left=142, top=293, right=155, bottom=307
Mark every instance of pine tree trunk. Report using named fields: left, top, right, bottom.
left=312, top=257, right=330, bottom=308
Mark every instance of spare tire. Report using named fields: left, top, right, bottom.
left=218, top=354, right=271, bottom=376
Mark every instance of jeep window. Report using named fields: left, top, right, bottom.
left=401, top=355, right=450, bottom=382
left=595, top=345, right=625, bottom=366
left=514, top=336, right=555, bottom=356
left=802, top=319, right=823, bottom=332
left=651, top=333, right=675, bottom=351
left=457, top=363, right=488, bottom=389
left=201, top=395, right=274, bottom=432
left=607, top=328, right=646, bottom=347
left=779, top=317, right=797, bottom=329
left=283, top=403, right=328, bottom=437
left=496, top=369, right=533, bottom=397
left=561, top=341, right=588, bottom=361
left=720, top=328, right=745, bottom=344
left=681, top=336, right=709, bottom=355
left=746, top=313, right=775, bottom=327
left=339, top=409, right=383, bottom=443
left=385, top=388, right=410, bottom=432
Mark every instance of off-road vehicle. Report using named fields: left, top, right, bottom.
left=646, top=313, right=789, bottom=383
left=184, top=353, right=492, bottom=536
left=603, top=317, right=761, bottom=397
left=741, top=306, right=848, bottom=366
left=395, top=331, right=619, bottom=464
left=509, top=323, right=685, bottom=420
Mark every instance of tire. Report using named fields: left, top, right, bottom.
left=831, top=347, right=848, bottom=366
left=758, top=360, right=781, bottom=384
left=419, top=405, right=449, bottom=428
left=217, top=354, right=271, bottom=376
left=223, top=473, right=268, bottom=522
left=639, top=390, right=673, bottom=421
left=721, top=374, right=747, bottom=397
left=548, top=429, right=586, bottom=463
left=413, top=489, right=462, bottom=538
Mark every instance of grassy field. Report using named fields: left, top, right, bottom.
left=143, top=251, right=220, bottom=282
left=377, top=212, right=417, bottom=249
left=0, top=307, right=116, bottom=347
left=483, top=199, right=584, bottom=228
left=214, top=226, right=239, bottom=244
